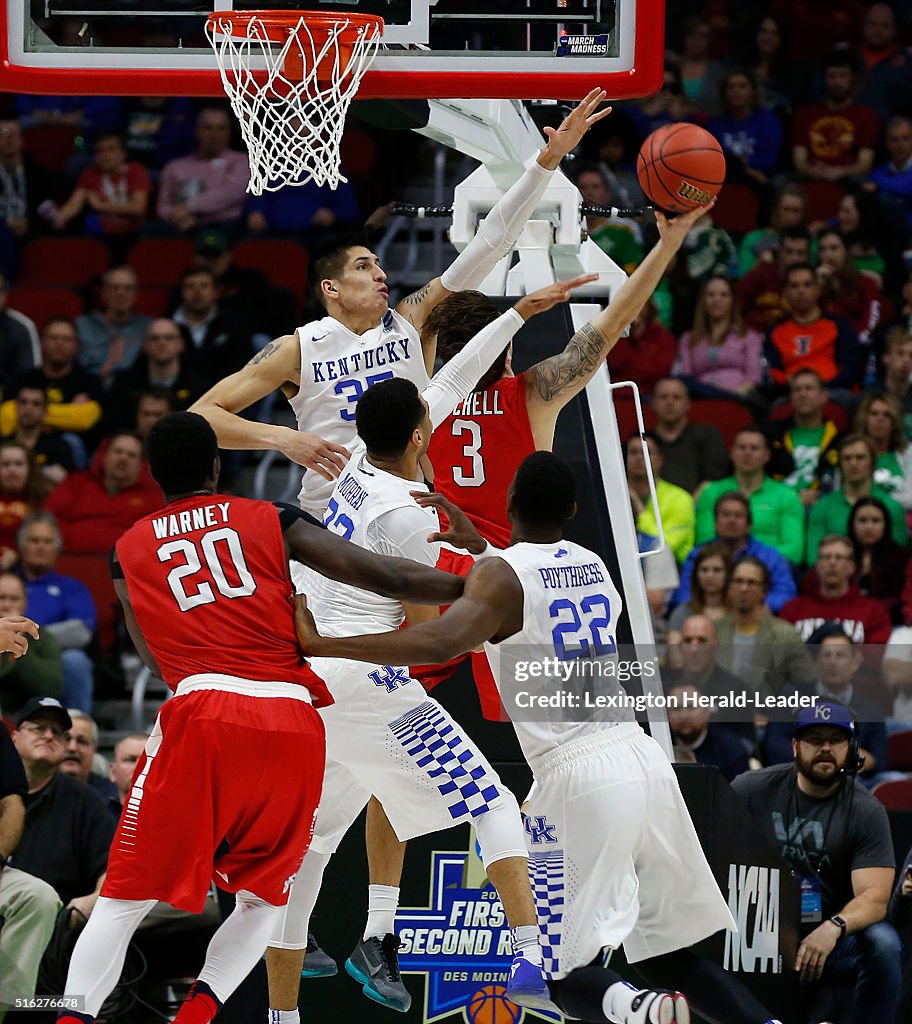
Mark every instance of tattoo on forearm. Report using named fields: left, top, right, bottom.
left=531, top=323, right=605, bottom=401
left=403, top=282, right=432, bottom=306
left=250, top=339, right=283, bottom=365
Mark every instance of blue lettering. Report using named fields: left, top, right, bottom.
left=312, top=362, right=326, bottom=383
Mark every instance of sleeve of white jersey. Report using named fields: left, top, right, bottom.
left=368, top=504, right=439, bottom=568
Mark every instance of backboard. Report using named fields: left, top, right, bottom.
left=2, top=0, right=663, bottom=100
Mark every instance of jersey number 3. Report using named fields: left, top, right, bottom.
left=158, top=528, right=257, bottom=611
left=451, top=419, right=485, bottom=487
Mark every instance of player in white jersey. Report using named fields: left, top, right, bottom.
left=189, top=88, right=612, bottom=512
left=294, top=453, right=786, bottom=1024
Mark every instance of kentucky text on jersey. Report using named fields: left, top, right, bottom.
left=538, top=562, right=606, bottom=589
left=150, top=502, right=232, bottom=539
left=452, top=391, right=504, bottom=417
left=310, top=338, right=414, bottom=383
left=337, top=473, right=369, bottom=511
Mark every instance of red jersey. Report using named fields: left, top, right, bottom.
left=115, top=494, right=331, bottom=704
left=428, top=373, right=536, bottom=548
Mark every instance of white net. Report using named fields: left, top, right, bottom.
left=207, top=13, right=382, bottom=195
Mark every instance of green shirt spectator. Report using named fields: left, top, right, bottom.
left=626, top=432, right=695, bottom=564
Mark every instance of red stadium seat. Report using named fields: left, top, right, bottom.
left=688, top=399, right=754, bottom=447
left=8, top=285, right=83, bottom=329
left=19, top=237, right=109, bottom=287
left=710, top=184, right=759, bottom=237
left=799, top=181, right=845, bottom=224
left=872, top=777, right=912, bottom=810
left=340, top=128, right=377, bottom=179
left=888, top=730, right=912, bottom=772
left=611, top=392, right=657, bottom=442
left=23, top=123, right=80, bottom=174
left=230, top=239, right=310, bottom=297
left=127, top=238, right=198, bottom=286
left=134, top=285, right=171, bottom=318
left=55, top=552, right=120, bottom=657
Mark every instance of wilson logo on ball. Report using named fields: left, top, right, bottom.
left=676, top=181, right=713, bottom=204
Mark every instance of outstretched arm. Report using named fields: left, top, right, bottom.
left=0, top=616, right=39, bottom=658
left=294, top=558, right=522, bottom=664
left=525, top=202, right=710, bottom=432
left=283, top=517, right=464, bottom=605
left=397, top=89, right=613, bottom=351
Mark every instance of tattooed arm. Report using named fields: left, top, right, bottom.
left=190, top=334, right=350, bottom=480
left=524, top=204, right=711, bottom=448
left=395, top=278, right=453, bottom=373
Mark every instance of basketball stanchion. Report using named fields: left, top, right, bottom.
left=390, top=203, right=654, bottom=220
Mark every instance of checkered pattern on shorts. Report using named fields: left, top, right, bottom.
left=389, top=700, right=500, bottom=820
left=529, top=850, right=564, bottom=978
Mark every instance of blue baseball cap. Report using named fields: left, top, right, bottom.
left=794, top=699, right=855, bottom=738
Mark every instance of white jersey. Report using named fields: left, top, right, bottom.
left=483, top=540, right=635, bottom=768
left=288, top=311, right=431, bottom=514
left=303, top=445, right=440, bottom=637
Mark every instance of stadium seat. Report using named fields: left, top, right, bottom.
left=769, top=399, right=850, bottom=432
left=127, top=238, right=197, bottom=286
left=8, top=285, right=83, bottom=329
left=688, top=399, right=753, bottom=447
left=19, top=237, right=109, bottom=287
left=23, top=123, right=81, bottom=174
left=798, top=181, right=845, bottom=224
left=134, top=285, right=171, bottom=318
left=709, top=184, right=759, bottom=237
left=340, top=127, right=377, bottom=179
left=56, top=552, right=120, bottom=657
left=888, top=730, right=912, bottom=772
left=611, top=392, right=657, bottom=442
left=872, top=777, right=912, bottom=810
left=230, top=239, right=310, bottom=298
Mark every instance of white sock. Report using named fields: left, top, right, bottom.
left=511, top=924, right=543, bottom=966
left=363, top=884, right=400, bottom=940
left=603, top=980, right=642, bottom=1024
left=269, top=1010, right=300, bottom=1024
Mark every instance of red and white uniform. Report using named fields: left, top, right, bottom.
left=103, top=495, right=327, bottom=911
left=423, top=373, right=536, bottom=716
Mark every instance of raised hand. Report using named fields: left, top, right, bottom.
left=411, top=490, right=487, bottom=554
left=279, top=429, right=351, bottom=480
left=514, top=274, right=601, bottom=321
left=654, top=198, right=715, bottom=251
left=540, top=89, right=613, bottom=167
left=0, top=615, right=40, bottom=659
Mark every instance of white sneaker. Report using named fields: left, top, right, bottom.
left=607, top=982, right=690, bottom=1024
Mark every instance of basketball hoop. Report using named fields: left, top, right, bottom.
left=206, top=10, right=383, bottom=195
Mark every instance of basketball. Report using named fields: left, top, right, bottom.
left=636, top=123, right=726, bottom=214
left=467, top=985, right=522, bottom=1024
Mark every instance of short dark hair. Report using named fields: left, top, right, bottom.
left=510, top=451, right=577, bottom=528
left=732, top=554, right=770, bottom=593
left=421, top=290, right=507, bottom=391
left=780, top=225, right=812, bottom=245
left=784, top=262, right=817, bottom=286
left=823, top=50, right=856, bottom=75
left=714, top=490, right=752, bottom=522
left=146, top=412, right=218, bottom=494
left=308, top=233, right=372, bottom=309
left=355, top=378, right=425, bottom=459
left=137, top=387, right=174, bottom=409
left=180, top=264, right=216, bottom=287
left=807, top=620, right=853, bottom=648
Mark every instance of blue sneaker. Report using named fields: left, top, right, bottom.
left=505, top=955, right=552, bottom=1011
left=345, top=934, right=411, bottom=1013
left=301, top=932, right=337, bottom=978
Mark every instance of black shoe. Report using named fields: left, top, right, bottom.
left=344, top=933, right=411, bottom=1012
left=300, top=932, right=338, bottom=978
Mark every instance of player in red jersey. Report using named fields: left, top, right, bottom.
left=55, top=412, right=463, bottom=1024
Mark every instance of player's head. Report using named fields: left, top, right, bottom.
left=356, top=378, right=431, bottom=461
left=507, top=451, right=577, bottom=533
left=308, top=233, right=387, bottom=316
left=421, top=290, right=510, bottom=391
left=147, top=412, right=220, bottom=496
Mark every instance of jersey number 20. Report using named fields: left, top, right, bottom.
left=158, top=528, right=257, bottom=611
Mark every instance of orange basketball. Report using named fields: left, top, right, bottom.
left=636, top=123, right=726, bottom=214
left=467, top=985, right=522, bottom=1024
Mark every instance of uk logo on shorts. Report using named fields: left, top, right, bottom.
left=524, top=815, right=558, bottom=845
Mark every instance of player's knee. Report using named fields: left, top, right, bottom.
left=475, top=787, right=528, bottom=868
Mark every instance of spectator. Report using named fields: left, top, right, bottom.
left=695, top=426, right=805, bottom=563
left=75, top=266, right=152, bottom=381
left=737, top=225, right=812, bottom=332
left=44, top=432, right=161, bottom=556
left=60, top=710, right=120, bottom=807
left=0, top=710, right=59, bottom=1005
left=0, top=116, right=63, bottom=243
left=1, top=385, right=76, bottom=484
left=836, top=188, right=896, bottom=283
left=626, top=431, right=695, bottom=564
left=667, top=541, right=732, bottom=639
left=737, top=13, right=807, bottom=113
left=707, top=69, right=783, bottom=189
left=155, top=105, right=249, bottom=234
left=792, top=51, right=880, bottom=183
left=673, top=492, right=797, bottom=613
left=731, top=698, right=901, bottom=1024
left=0, top=570, right=62, bottom=715
left=573, top=162, right=644, bottom=273
left=14, top=95, right=119, bottom=135
left=629, top=60, right=698, bottom=139
left=0, top=441, right=49, bottom=569
left=767, top=368, right=842, bottom=506
left=887, top=842, right=912, bottom=1024
left=664, top=613, right=743, bottom=702
left=883, top=625, right=912, bottom=722
left=855, top=2, right=912, bottom=121
left=606, top=298, right=676, bottom=396
left=245, top=173, right=359, bottom=243
left=714, top=555, right=815, bottom=697
left=849, top=496, right=908, bottom=623
left=737, top=182, right=810, bottom=277
left=855, top=391, right=912, bottom=508
left=868, top=115, right=912, bottom=234
left=675, top=275, right=764, bottom=402
left=675, top=15, right=727, bottom=113
left=133, top=388, right=173, bottom=442
left=105, top=318, right=207, bottom=433
left=121, top=96, right=196, bottom=170
left=764, top=263, right=860, bottom=399
left=52, top=133, right=151, bottom=244
left=10, top=696, right=115, bottom=920
left=650, top=376, right=730, bottom=492
left=807, top=434, right=908, bottom=562
left=17, top=513, right=95, bottom=712
left=761, top=631, right=889, bottom=785
left=880, top=328, right=912, bottom=439
left=576, top=108, right=645, bottom=208
left=816, top=228, right=883, bottom=345
left=667, top=682, right=750, bottom=781
left=0, top=317, right=104, bottom=445
left=171, top=265, right=251, bottom=383
left=108, top=733, right=146, bottom=806
left=0, top=272, right=39, bottom=396
left=675, top=210, right=739, bottom=323
left=781, top=535, right=892, bottom=648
